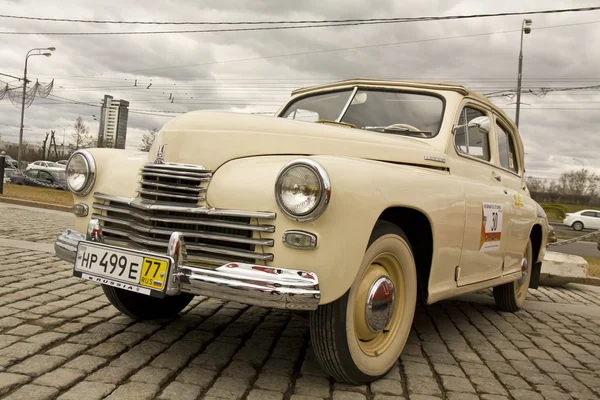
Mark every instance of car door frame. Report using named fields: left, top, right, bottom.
left=448, top=98, right=512, bottom=287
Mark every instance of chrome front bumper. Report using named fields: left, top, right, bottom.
left=55, top=220, right=321, bottom=311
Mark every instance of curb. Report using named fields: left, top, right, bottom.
left=0, top=196, right=72, bottom=213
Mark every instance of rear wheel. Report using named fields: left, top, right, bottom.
left=102, top=286, right=194, bottom=320
left=572, top=221, right=584, bottom=231
left=309, top=221, right=417, bottom=384
left=493, top=240, right=533, bottom=312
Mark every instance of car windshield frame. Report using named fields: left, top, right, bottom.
left=278, top=86, right=446, bottom=139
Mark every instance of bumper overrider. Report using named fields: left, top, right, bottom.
left=55, top=219, right=321, bottom=310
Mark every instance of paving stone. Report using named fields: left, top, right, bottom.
left=63, top=355, right=107, bottom=373
left=432, top=363, right=465, bottom=377
left=290, top=396, right=326, bottom=400
left=205, top=376, right=250, bottom=400
left=34, top=368, right=86, bottom=390
left=130, top=366, right=174, bottom=386
left=247, top=389, right=285, bottom=400
left=8, top=354, right=65, bottom=377
left=510, top=390, right=545, bottom=400
left=3, top=384, right=59, bottom=400
left=0, top=342, right=44, bottom=361
left=0, top=373, right=30, bottom=395
left=222, top=360, right=257, bottom=383
left=24, top=332, right=68, bottom=347
left=158, top=381, right=203, bottom=400
left=370, top=379, right=404, bottom=396
left=86, top=366, right=134, bottom=384
left=332, top=391, right=367, bottom=400
left=254, top=372, right=291, bottom=392
left=45, top=343, right=87, bottom=358
left=105, top=382, right=160, bottom=400
left=406, top=375, right=441, bottom=396
left=6, top=325, right=44, bottom=336
left=440, top=375, right=475, bottom=393
left=86, top=342, right=128, bottom=358
left=175, top=365, right=217, bottom=389
left=294, top=375, right=331, bottom=398
left=333, top=383, right=368, bottom=395
left=447, top=393, right=479, bottom=400
left=403, top=361, right=434, bottom=377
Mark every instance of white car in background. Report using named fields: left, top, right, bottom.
left=563, top=210, right=600, bottom=231
left=27, top=160, right=66, bottom=170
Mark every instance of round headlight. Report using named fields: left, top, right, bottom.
left=67, top=151, right=95, bottom=195
left=275, top=159, right=331, bottom=221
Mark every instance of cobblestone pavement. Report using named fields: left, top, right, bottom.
left=1, top=203, right=600, bottom=400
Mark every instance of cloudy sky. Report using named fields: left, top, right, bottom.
left=0, top=0, right=599, bottom=180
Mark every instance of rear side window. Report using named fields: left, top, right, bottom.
left=454, top=107, right=490, bottom=161
left=496, top=123, right=518, bottom=173
left=582, top=211, right=596, bottom=217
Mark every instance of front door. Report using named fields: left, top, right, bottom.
left=451, top=105, right=510, bottom=286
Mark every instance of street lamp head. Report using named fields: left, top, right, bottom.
left=524, top=27, right=531, bottom=34
left=524, top=19, right=533, bottom=26
left=47, top=47, right=56, bottom=51
left=43, top=53, right=52, bottom=57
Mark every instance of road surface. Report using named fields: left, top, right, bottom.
left=551, top=241, right=599, bottom=258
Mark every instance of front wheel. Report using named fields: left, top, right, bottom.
left=102, top=286, right=194, bottom=320
left=309, top=221, right=417, bottom=384
left=493, top=240, right=533, bottom=312
left=572, top=221, right=584, bottom=231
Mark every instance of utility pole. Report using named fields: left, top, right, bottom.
left=17, top=47, right=55, bottom=169
left=515, top=19, right=532, bottom=128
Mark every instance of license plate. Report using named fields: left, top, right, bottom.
left=73, top=241, right=173, bottom=298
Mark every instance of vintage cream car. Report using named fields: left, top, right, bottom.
left=56, top=79, right=548, bottom=384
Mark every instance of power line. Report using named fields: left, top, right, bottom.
left=1, top=6, right=599, bottom=25
left=2, top=8, right=600, bottom=35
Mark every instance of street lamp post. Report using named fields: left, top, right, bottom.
left=515, top=19, right=532, bottom=128
left=17, top=47, right=56, bottom=169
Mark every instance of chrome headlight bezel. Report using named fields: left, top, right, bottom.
left=66, top=150, right=96, bottom=196
left=275, top=158, right=331, bottom=222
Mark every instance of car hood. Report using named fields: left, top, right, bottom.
left=154, top=111, right=447, bottom=170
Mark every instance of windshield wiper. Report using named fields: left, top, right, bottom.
left=363, top=125, right=431, bottom=137
left=315, top=120, right=357, bottom=128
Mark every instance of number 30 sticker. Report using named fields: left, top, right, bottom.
left=480, top=202, right=503, bottom=252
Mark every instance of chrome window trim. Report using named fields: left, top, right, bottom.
left=275, top=158, right=331, bottom=222
left=67, top=150, right=96, bottom=196
left=335, top=86, right=358, bottom=122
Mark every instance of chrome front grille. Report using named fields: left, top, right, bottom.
left=91, top=161, right=276, bottom=266
left=138, top=163, right=212, bottom=205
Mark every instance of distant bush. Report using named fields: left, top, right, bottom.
left=541, top=204, right=566, bottom=221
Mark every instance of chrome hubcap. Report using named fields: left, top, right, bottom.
left=365, top=276, right=396, bottom=332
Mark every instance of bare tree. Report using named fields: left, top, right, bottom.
left=525, top=176, right=548, bottom=192
left=557, top=169, right=599, bottom=196
left=71, top=116, right=92, bottom=150
left=139, top=128, right=158, bottom=152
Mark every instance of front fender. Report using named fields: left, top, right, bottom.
left=71, top=148, right=150, bottom=233
left=207, top=155, right=465, bottom=304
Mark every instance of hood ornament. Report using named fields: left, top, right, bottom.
left=155, top=144, right=166, bottom=164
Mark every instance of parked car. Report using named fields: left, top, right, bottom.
left=10, top=167, right=68, bottom=190
left=27, top=160, right=66, bottom=170
left=562, top=210, right=600, bottom=231
left=55, top=79, right=548, bottom=384
left=3, top=168, right=17, bottom=184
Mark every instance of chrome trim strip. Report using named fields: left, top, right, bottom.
left=139, top=180, right=206, bottom=192
left=100, top=225, right=274, bottom=261
left=55, top=228, right=320, bottom=311
left=139, top=171, right=211, bottom=181
left=92, top=213, right=274, bottom=246
left=92, top=203, right=275, bottom=233
left=142, top=162, right=211, bottom=173
left=93, top=192, right=277, bottom=220
left=335, top=86, right=358, bottom=122
left=136, top=188, right=204, bottom=201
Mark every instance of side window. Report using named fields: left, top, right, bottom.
left=454, top=107, right=491, bottom=161
left=287, top=109, right=320, bottom=122
left=454, top=107, right=490, bottom=161
left=496, top=122, right=518, bottom=173
left=581, top=211, right=595, bottom=217
left=39, top=171, right=53, bottom=181
left=26, top=170, right=39, bottom=179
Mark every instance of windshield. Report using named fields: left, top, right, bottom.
left=280, top=88, right=444, bottom=138
left=50, top=170, right=66, bottom=181
left=47, top=162, right=62, bottom=168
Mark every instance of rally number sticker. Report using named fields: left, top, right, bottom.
left=479, top=202, right=503, bottom=252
